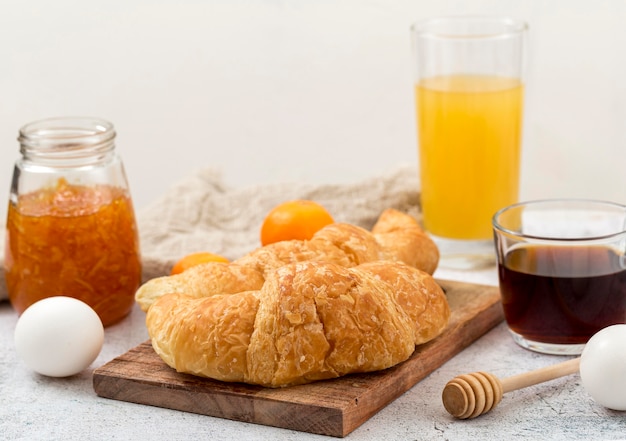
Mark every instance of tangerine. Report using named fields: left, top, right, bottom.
left=260, top=200, right=334, bottom=246
left=170, top=252, right=230, bottom=275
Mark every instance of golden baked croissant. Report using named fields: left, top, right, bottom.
left=146, top=260, right=449, bottom=387
left=135, top=208, right=439, bottom=312
left=135, top=208, right=447, bottom=387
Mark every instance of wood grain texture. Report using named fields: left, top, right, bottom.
left=93, top=279, right=503, bottom=437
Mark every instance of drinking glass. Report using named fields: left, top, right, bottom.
left=411, top=17, right=528, bottom=269
left=493, top=199, right=626, bottom=355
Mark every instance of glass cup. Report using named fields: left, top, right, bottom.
left=411, top=17, right=528, bottom=270
left=492, top=199, right=626, bottom=355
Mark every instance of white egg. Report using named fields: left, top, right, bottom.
left=14, top=296, right=105, bottom=377
left=579, top=324, right=626, bottom=411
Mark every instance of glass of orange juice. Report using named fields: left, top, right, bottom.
left=411, top=17, right=528, bottom=270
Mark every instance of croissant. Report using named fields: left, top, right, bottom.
left=136, top=208, right=448, bottom=387
left=135, top=208, right=439, bottom=312
left=146, top=260, right=449, bottom=387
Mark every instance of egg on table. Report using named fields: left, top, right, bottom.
left=579, top=324, right=626, bottom=411
left=14, top=296, right=105, bottom=377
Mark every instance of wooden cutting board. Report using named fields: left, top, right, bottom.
left=93, top=279, right=503, bottom=438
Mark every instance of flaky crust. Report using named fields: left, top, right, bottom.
left=136, top=208, right=439, bottom=312
left=137, top=208, right=447, bottom=387
left=146, top=260, right=449, bottom=387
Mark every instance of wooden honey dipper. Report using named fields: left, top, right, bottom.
left=442, top=357, right=581, bottom=419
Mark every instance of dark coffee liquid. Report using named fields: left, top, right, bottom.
left=499, top=245, right=626, bottom=344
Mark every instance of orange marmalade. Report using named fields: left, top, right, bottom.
left=4, top=178, right=141, bottom=326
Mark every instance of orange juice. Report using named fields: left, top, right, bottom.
left=415, top=74, right=523, bottom=239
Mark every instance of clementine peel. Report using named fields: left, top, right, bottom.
left=170, top=252, right=230, bottom=275
left=260, top=200, right=334, bottom=246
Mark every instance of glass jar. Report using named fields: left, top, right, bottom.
left=4, top=117, right=142, bottom=326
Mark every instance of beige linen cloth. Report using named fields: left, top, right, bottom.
left=0, top=164, right=420, bottom=301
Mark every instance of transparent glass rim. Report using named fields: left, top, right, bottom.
left=18, top=116, right=115, bottom=151
left=492, top=198, right=626, bottom=242
left=411, top=16, right=528, bottom=41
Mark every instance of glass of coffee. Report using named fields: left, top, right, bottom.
left=492, top=199, right=626, bottom=355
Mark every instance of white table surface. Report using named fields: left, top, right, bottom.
left=2, top=264, right=625, bottom=441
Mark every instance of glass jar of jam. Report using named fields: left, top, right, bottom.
left=4, top=117, right=142, bottom=326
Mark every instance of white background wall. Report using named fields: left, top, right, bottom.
left=1, top=0, right=625, bottom=223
